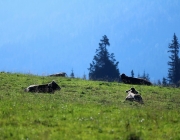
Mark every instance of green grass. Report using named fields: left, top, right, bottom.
left=0, top=72, right=180, bottom=140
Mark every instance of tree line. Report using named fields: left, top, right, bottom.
left=86, top=34, right=180, bottom=86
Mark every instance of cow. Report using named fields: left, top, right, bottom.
left=125, top=87, right=143, bottom=104
left=25, top=81, right=61, bottom=93
left=121, top=73, right=152, bottom=85
left=49, top=72, right=67, bottom=77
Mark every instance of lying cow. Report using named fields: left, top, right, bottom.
left=121, top=73, right=152, bottom=85
left=125, top=87, right=143, bottom=104
left=49, top=72, right=67, bottom=77
left=25, top=81, right=61, bottom=93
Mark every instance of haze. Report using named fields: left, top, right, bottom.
left=0, top=0, right=180, bottom=83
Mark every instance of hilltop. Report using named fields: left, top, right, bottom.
left=0, top=72, right=180, bottom=140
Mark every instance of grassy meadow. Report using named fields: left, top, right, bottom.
left=0, top=72, right=180, bottom=140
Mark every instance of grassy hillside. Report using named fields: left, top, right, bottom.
left=0, top=72, right=180, bottom=140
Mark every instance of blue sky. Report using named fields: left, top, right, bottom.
left=0, top=0, right=180, bottom=82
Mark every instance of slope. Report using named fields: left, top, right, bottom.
left=0, top=72, right=180, bottom=140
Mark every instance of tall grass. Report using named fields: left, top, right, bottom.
left=0, top=72, right=180, bottom=140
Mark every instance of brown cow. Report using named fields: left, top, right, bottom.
left=25, top=81, right=61, bottom=93
left=121, top=73, right=152, bottom=85
left=125, top=87, right=143, bottom=104
left=49, top=72, right=67, bottom=77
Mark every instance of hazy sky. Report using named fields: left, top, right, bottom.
left=0, top=0, right=180, bottom=82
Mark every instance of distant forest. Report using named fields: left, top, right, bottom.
left=70, top=34, right=180, bottom=86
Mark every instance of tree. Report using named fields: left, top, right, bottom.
left=178, top=58, right=180, bottom=84
left=167, top=33, right=180, bottom=84
left=88, top=35, right=120, bottom=81
left=82, top=73, right=86, bottom=80
left=140, top=71, right=150, bottom=81
left=131, top=70, right=134, bottom=78
left=162, top=77, right=167, bottom=86
left=70, top=69, right=75, bottom=78
left=157, top=79, right=161, bottom=86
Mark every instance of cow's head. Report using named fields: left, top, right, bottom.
left=48, top=81, right=61, bottom=90
left=126, top=87, right=139, bottom=94
left=130, top=87, right=138, bottom=94
left=121, top=73, right=127, bottom=79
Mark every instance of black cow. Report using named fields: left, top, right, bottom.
left=125, top=87, right=143, bottom=104
left=49, top=72, right=67, bottom=77
left=25, top=81, right=61, bottom=93
left=121, top=73, right=152, bottom=85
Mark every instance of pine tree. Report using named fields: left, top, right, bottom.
left=162, top=77, right=167, bottom=86
left=140, top=71, right=150, bottom=81
left=70, top=69, right=75, bottom=78
left=82, top=73, right=86, bottom=80
left=157, top=79, right=161, bottom=86
left=88, top=35, right=120, bottom=81
left=131, top=70, right=134, bottom=77
left=167, top=33, right=180, bottom=84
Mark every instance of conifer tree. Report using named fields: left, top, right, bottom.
left=82, top=73, right=86, bottom=80
left=131, top=70, right=134, bottom=78
left=167, top=33, right=180, bottom=84
left=70, top=69, right=75, bottom=78
left=141, top=71, right=150, bottom=81
left=162, top=77, right=167, bottom=86
left=157, top=79, right=162, bottom=86
left=88, top=35, right=120, bottom=81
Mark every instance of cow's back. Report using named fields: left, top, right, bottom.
left=121, top=73, right=152, bottom=85
left=37, top=84, right=50, bottom=93
left=25, top=85, right=38, bottom=92
left=25, top=81, right=61, bottom=93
